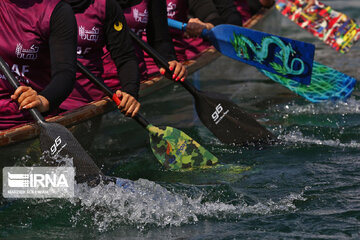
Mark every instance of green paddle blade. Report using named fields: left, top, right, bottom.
left=147, top=125, right=218, bottom=170
left=259, top=61, right=357, bottom=102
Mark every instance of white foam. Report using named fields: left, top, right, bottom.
left=279, top=130, right=360, bottom=149
left=274, top=98, right=360, bottom=115
left=69, top=179, right=308, bottom=232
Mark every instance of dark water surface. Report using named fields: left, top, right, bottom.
left=1, top=1, right=360, bottom=239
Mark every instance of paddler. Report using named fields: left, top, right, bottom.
left=0, top=0, right=77, bottom=130
left=61, top=0, right=141, bottom=117
left=102, top=0, right=188, bottom=84
left=159, top=0, right=244, bottom=63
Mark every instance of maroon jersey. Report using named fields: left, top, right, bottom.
left=60, top=0, right=107, bottom=110
left=167, top=0, right=188, bottom=36
left=0, top=0, right=60, bottom=130
left=102, top=0, right=150, bottom=84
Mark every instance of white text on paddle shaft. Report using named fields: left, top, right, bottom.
left=212, top=104, right=229, bottom=125
left=50, top=136, right=67, bottom=156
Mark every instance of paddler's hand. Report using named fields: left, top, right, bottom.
left=160, top=60, right=187, bottom=82
left=115, top=90, right=140, bottom=117
left=184, top=18, right=214, bottom=38
left=11, top=86, right=49, bottom=112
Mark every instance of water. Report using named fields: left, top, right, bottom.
left=1, top=1, right=360, bottom=239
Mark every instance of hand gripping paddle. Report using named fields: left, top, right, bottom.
left=77, top=61, right=219, bottom=170
left=0, top=56, right=103, bottom=184
left=168, top=18, right=315, bottom=85
left=168, top=19, right=356, bottom=102
left=129, top=30, right=274, bottom=146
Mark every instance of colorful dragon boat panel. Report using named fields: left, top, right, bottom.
left=276, top=0, right=360, bottom=53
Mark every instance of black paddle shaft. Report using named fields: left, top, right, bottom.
left=129, top=30, right=274, bottom=145
left=76, top=61, right=149, bottom=129
left=0, top=56, right=104, bottom=183
left=128, top=30, right=198, bottom=96
left=0, top=57, right=44, bottom=123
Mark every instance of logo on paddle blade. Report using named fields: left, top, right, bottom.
left=211, top=104, right=229, bottom=125
left=50, top=136, right=67, bottom=157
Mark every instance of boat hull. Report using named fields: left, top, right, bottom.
left=0, top=7, right=277, bottom=153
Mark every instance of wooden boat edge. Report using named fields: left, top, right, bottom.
left=0, top=7, right=273, bottom=147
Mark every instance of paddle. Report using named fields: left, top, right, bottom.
left=168, top=19, right=357, bottom=102
left=259, top=61, right=357, bottom=102
left=275, top=0, right=360, bottom=54
left=168, top=18, right=315, bottom=85
left=0, top=56, right=103, bottom=184
left=128, top=30, right=274, bottom=146
left=77, top=61, right=219, bottom=170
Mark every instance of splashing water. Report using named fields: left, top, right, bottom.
left=66, top=178, right=308, bottom=232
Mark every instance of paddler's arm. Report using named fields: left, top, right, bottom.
left=12, top=1, right=77, bottom=113
left=212, top=0, right=244, bottom=26
left=188, top=0, right=223, bottom=26
left=147, top=0, right=187, bottom=82
left=187, top=0, right=243, bottom=35
left=184, top=18, right=214, bottom=38
left=105, top=0, right=140, bottom=117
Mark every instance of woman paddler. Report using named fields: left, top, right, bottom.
left=163, top=0, right=212, bottom=63
left=143, top=0, right=240, bottom=65
left=61, top=0, right=141, bottom=117
left=0, top=0, right=77, bottom=130
left=159, top=0, right=243, bottom=63
left=102, top=0, right=188, bottom=84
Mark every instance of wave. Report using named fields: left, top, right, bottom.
left=70, top=179, right=308, bottom=232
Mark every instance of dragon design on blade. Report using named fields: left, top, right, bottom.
left=231, top=33, right=306, bottom=76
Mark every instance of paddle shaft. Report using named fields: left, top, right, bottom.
left=76, top=61, right=149, bottom=129
left=167, top=19, right=208, bottom=37
left=168, top=19, right=315, bottom=85
left=77, top=61, right=220, bottom=169
left=0, top=57, right=44, bottom=123
left=128, top=30, right=198, bottom=97
left=169, top=18, right=345, bottom=103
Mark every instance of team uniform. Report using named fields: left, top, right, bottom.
left=163, top=0, right=211, bottom=62
left=102, top=0, right=177, bottom=81
left=0, top=0, right=77, bottom=130
left=61, top=0, right=139, bottom=111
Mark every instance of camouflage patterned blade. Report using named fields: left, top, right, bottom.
left=147, top=125, right=218, bottom=170
left=77, top=61, right=220, bottom=171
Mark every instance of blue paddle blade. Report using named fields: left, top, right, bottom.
left=204, top=24, right=315, bottom=85
left=259, top=61, right=357, bottom=102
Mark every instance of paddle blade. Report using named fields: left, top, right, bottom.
left=276, top=0, right=360, bottom=54
left=259, top=61, right=357, bottom=102
left=147, top=125, right=218, bottom=170
left=37, top=121, right=103, bottom=183
left=206, top=24, right=315, bottom=85
left=194, top=91, right=274, bottom=146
